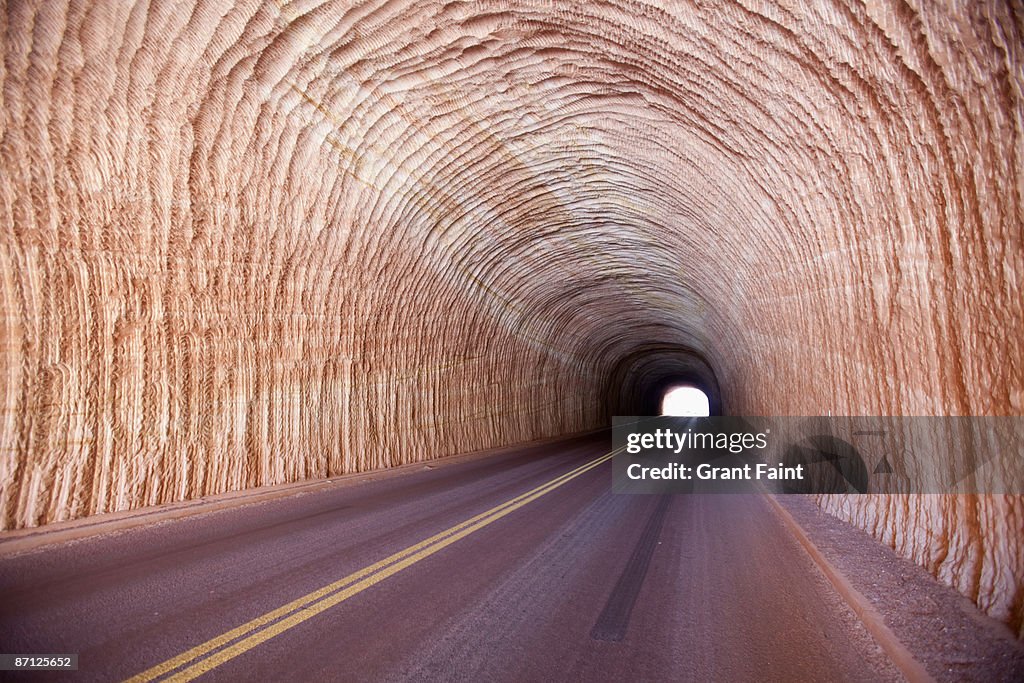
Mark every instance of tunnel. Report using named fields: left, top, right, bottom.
left=1, top=0, right=1023, bottom=680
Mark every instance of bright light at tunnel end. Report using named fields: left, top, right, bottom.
left=660, top=386, right=710, bottom=417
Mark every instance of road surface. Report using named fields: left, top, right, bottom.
left=0, top=433, right=897, bottom=681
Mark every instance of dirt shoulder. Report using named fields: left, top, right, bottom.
left=775, top=495, right=1024, bottom=682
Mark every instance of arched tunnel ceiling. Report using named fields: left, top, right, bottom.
left=1, top=0, right=1023, bottom=629
left=5, top=0, right=1022, bottom=431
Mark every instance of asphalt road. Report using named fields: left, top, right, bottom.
left=0, top=432, right=898, bottom=682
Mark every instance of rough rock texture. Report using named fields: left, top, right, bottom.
left=1, top=1, right=1022, bottom=633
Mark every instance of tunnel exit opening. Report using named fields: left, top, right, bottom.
left=660, top=386, right=710, bottom=417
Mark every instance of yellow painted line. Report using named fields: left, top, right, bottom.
left=127, top=447, right=620, bottom=682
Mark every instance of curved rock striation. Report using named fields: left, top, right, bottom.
left=1, top=1, right=1022, bottom=633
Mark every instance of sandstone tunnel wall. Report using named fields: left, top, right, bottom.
left=1, top=1, right=1022, bottom=633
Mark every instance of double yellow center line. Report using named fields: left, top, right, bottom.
left=127, top=447, right=620, bottom=682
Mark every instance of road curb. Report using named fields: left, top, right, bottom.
left=765, top=494, right=936, bottom=683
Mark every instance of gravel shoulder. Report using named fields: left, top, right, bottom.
left=776, top=495, right=1024, bottom=682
